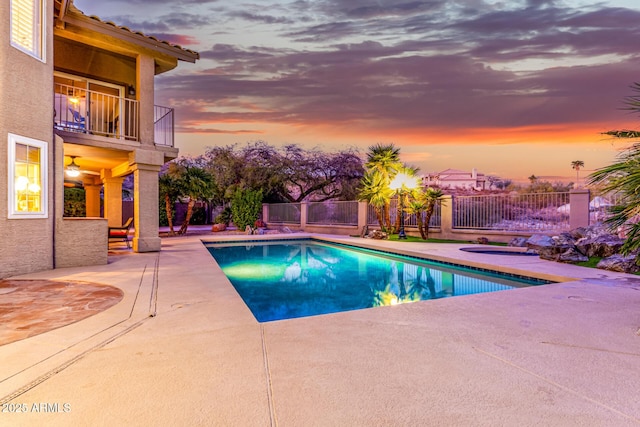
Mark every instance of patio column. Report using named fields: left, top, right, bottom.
left=358, top=201, right=368, bottom=235
left=137, top=54, right=155, bottom=146
left=439, top=195, right=454, bottom=240
left=131, top=150, right=163, bottom=252
left=102, top=172, right=124, bottom=227
left=84, top=181, right=102, bottom=217
left=570, top=189, right=590, bottom=229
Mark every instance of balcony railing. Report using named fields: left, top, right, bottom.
left=54, top=83, right=139, bottom=140
left=154, top=105, right=174, bottom=147
left=54, top=83, right=175, bottom=147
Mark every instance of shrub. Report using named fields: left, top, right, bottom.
left=214, top=206, right=232, bottom=225
left=64, top=188, right=86, bottom=217
left=231, top=189, right=263, bottom=230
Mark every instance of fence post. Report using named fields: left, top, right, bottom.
left=300, top=202, right=308, bottom=231
left=569, top=189, right=590, bottom=229
left=440, top=195, right=454, bottom=239
left=262, top=203, right=269, bottom=223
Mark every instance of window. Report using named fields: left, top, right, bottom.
left=10, top=0, right=45, bottom=61
left=8, top=134, right=48, bottom=219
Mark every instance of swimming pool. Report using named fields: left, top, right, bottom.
left=205, top=239, right=550, bottom=322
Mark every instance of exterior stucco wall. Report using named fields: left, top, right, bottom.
left=0, top=0, right=55, bottom=278
left=55, top=218, right=108, bottom=268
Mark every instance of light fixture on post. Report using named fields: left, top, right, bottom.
left=389, top=172, right=418, bottom=239
left=65, top=156, right=81, bottom=177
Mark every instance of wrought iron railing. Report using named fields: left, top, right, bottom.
left=367, top=197, right=442, bottom=228
left=54, top=83, right=139, bottom=140
left=307, top=201, right=358, bottom=225
left=453, top=192, right=570, bottom=231
left=154, top=105, right=174, bottom=147
left=267, top=203, right=301, bottom=223
left=54, top=83, right=175, bottom=147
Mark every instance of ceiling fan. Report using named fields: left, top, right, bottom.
left=65, top=156, right=100, bottom=177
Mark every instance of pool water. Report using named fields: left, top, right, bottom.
left=205, top=240, right=549, bottom=322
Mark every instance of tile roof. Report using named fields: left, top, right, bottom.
left=58, top=0, right=199, bottom=60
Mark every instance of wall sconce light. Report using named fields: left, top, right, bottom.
left=128, top=85, right=136, bottom=96
left=66, top=156, right=81, bottom=177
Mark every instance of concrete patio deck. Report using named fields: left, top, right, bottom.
left=1, top=233, right=639, bottom=426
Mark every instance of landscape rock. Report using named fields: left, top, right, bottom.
left=575, top=234, right=624, bottom=258
left=558, top=248, right=589, bottom=263
left=477, top=237, right=489, bottom=245
left=508, top=237, right=528, bottom=247
left=365, top=230, right=388, bottom=240
left=553, top=232, right=577, bottom=246
left=211, top=223, right=226, bottom=232
left=596, top=254, right=640, bottom=274
left=526, top=234, right=555, bottom=254
left=538, top=243, right=573, bottom=261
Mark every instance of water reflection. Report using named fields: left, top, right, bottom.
left=207, top=241, right=537, bottom=322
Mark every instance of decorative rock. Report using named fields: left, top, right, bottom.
left=365, top=230, right=388, bottom=240
left=558, top=248, right=589, bottom=263
left=575, top=235, right=624, bottom=258
left=538, top=244, right=573, bottom=261
left=477, top=237, right=489, bottom=244
left=281, top=227, right=292, bottom=234
left=211, top=223, right=226, bottom=232
left=508, top=237, right=528, bottom=247
left=526, top=234, right=555, bottom=253
left=596, top=254, right=640, bottom=274
left=553, top=232, right=577, bottom=246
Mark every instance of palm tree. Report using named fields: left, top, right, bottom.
left=364, top=144, right=403, bottom=230
left=571, top=160, right=584, bottom=187
left=528, top=174, right=538, bottom=184
left=358, top=170, right=393, bottom=232
left=390, top=166, right=420, bottom=234
left=158, top=169, right=183, bottom=236
left=589, top=82, right=640, bottom=253
left=422, top=187, right=443, bottom=239
left=589, top=145, right=640, bottom=254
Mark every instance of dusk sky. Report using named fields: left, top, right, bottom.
left=73, top=0, right=640, bottom=183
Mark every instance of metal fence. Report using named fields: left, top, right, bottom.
left=54, top=82, right=139, bottom=140
left=367, top=197, right=442, bottom=228
left=267, top=203, right=301, bottom=223
left=307, top=201, right=359, bottom=225
left=453, top=192, right=570, bottom=231
left=154, top=105, right=174, bottom=147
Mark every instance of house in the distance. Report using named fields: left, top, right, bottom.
left=1, top=0, right=198, bottom=278
left=422, top=168, right=487, bottom=191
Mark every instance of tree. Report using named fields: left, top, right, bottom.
left=589, top=82, right=640, bottom=254
left=158, top=167, right=183, bottom=236
left=279, top=145, right=364, bottom=202
left=363, top=143, right=403, bottom=231
left=571, top=160, right=584, bottom=187
left=357, top=170, right=393, bottom=231
left=405, top=187, right=443, bottom=240
left=202, top=142, right=363, bottom=204
left=167, top=163, right=215, bottom=235
left=528, top=174, right=538, bottom=184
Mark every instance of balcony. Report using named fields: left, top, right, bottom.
left=54, top=82, right=175, bottom=147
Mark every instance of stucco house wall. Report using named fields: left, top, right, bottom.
left=0, top=0, right=56, bottom=278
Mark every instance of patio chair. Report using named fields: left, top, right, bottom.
left=108, top=217, right=133, bottom=249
